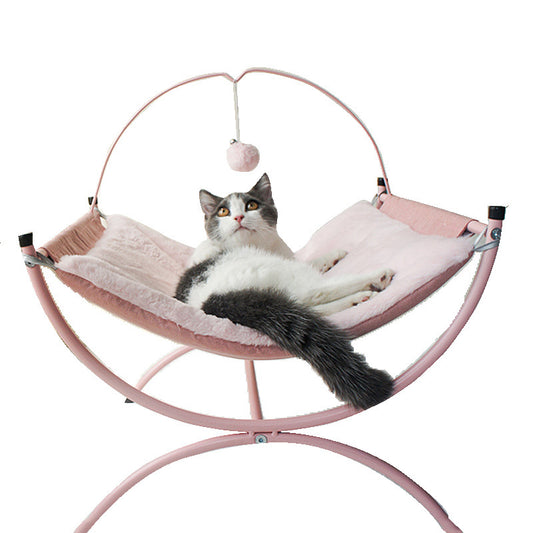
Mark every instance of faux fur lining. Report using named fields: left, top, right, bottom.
left=55, top=269, right=286, bottom=359
left=295, top=201, right=475, bottom=332
left=344, top=259, right=469, bottom=338
left=52, top=201, right=476, bottom=352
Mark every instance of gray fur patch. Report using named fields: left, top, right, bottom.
left=174, top=256, right=219, bottom=302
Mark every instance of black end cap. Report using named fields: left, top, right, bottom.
left=488, top=206, right=506, bottom=221
left=18, top=233, right=33, bottom=248
left=377, top=177, right=386, bottom=187
left=88, top=196, right=98, bottom=206
left=124, top=398, right=134, bottom=404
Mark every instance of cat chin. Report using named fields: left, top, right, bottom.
left=230, top=232, right=255, bottom=244
left=225, top=229, right=263, bottom=248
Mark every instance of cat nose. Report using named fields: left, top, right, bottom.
left=234, top=215, right=244, bottom=223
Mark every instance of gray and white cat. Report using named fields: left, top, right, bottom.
left=175, top=174, right=394, bottom=409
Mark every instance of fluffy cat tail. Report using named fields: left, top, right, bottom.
left=202, top=288, right=394, bottom=410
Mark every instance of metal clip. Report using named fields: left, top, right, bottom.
left=22, top=252, right=57, bottom=270
left=474, top=228, right=501, bottom=253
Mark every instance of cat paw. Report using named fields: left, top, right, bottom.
left=369, top=269, right=395, bottom=292
left=315, top=249, right=349, bottom=273
left=351, top=290, right=377, bottom=306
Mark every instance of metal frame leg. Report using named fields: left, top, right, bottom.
left=244, top=360, right=263, bottom=419
left=75, top=433, right=255, bottom=532
left=133, top=346, right=194, bottom=392
left=277, top=432, right=463, bottom=533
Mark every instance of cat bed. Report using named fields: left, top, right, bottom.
left=40, top=199, right=475, bottom=360
left=21, top=69, right=506, bottom=533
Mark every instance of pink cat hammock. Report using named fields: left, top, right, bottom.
left=20, top=68, right=505, bottom=532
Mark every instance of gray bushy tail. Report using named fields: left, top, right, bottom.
left=202, top=288, right=393, bottom=410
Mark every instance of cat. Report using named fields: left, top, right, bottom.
left=175, top=174, right=394, bottom=409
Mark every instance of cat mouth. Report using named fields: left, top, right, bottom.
left=235, top=225, right=254, bottom=233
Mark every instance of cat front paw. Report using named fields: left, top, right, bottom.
left=369, top=269, right=395, bottom=292
left=313, top=249, right=349, bottom=273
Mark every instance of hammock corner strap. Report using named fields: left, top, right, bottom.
left=20, top=68, right=506, bottom=533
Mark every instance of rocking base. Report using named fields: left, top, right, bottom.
left=75, top=432, right=462, bottom=533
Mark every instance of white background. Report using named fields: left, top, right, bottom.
left=1, top=1, right=531, bottom=532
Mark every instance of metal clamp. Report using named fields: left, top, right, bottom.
left=22, top=252, right=57, bottom=270
left=474, top=228, right=501, bottom=253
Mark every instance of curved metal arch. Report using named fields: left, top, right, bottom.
left=91, top=68, right=390, bottom=212
left=74, top=432, right=462, bottom=533
left=235, top=67, right=390, bottom=188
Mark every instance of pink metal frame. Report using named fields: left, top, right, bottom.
left=20, top=220, right=501, bottom=433
left=21, top=213, right=501, bottom=532
left=90, top=67, right=391, bottom=211
left=74, top=432, right=462, bottom=533
left=21, top=69, right=505, bottom=531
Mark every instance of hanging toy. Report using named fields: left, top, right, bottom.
left=227, top=139, right=260, bottom=172
left=226, top=81, right=260, bottom=172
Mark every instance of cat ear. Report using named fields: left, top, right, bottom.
left=199, top=189, right=222, bottom=216
left=248, top=173, right=273, bottom=203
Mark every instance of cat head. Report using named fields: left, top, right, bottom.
left=199, top=173, right=278, bottom=245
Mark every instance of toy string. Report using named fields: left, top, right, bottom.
left=233, top=82, right=241, bottom=142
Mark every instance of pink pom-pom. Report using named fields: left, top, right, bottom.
left=226, top=140, right=260, bottom=172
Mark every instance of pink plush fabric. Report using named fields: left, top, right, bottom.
left=295, top=201, right=474, bottom=335
left=379, top=194, right=475, bottom=237
left=53, top=269, right=285, bottom=359
left=55, top=201, right=475, bottom=355
left=57, top=216, right=274, bottom=349
left=38, top=211, right=105, bottom=262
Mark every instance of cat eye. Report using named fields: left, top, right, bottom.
left=217, top=207, right=230, bottom=217
left=246, top=201, right=258, bottom=211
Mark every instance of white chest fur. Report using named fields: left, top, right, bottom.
left=186, top=247, right=322, bottom=308
left=189, top=232, right=293, bottom=266
left=185, top=246, right=394, bottom=316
